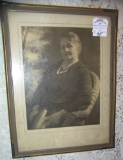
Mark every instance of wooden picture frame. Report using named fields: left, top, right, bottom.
left=0, top=2, right=118, bottom=158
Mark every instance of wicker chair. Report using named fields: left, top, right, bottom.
left=30, top=71, right=100, bottom=129
left=72, top=71, right=100, bottom=125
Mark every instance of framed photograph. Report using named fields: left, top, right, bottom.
left=0, top=2, right=118, bottom=158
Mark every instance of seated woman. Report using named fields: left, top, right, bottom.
left=29, top=32, right=92, bottom=129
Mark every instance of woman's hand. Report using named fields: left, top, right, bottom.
left=63, top=113, right=77, bottom=127
left=43, top=110, right=67, bottom=128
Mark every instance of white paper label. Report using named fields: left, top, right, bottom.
left=93, top=18, right=108, bottom=37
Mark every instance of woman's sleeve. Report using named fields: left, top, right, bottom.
left=65, top=68, right=92, bottom=112
left=29, top=70, right=49, bottom=127
left=31, top=71, right=49, bottom=108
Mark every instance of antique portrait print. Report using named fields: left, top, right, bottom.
left=22, top=27, right=100, bottom=130
left=1, top=4, right=117, bottom=157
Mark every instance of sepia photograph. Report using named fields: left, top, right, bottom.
left=1, top=3, right=117, bottom=158
left=22, top=27, right=100, bottom=130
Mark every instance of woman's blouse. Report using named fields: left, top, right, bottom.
left=31, top=61, right=92, bottom=115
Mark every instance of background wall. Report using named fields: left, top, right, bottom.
left=0, top=0, right=123, bottom=160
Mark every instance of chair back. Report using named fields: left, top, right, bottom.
left=72, top=71, right=100, bottom=124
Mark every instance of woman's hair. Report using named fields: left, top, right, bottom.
left=60, top=32, right=82, bottom=54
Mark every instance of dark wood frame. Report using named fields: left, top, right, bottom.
left=0, top=2, right=118, bottom=158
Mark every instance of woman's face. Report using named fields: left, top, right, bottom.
left=59, top=38, right=80, bottom=62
